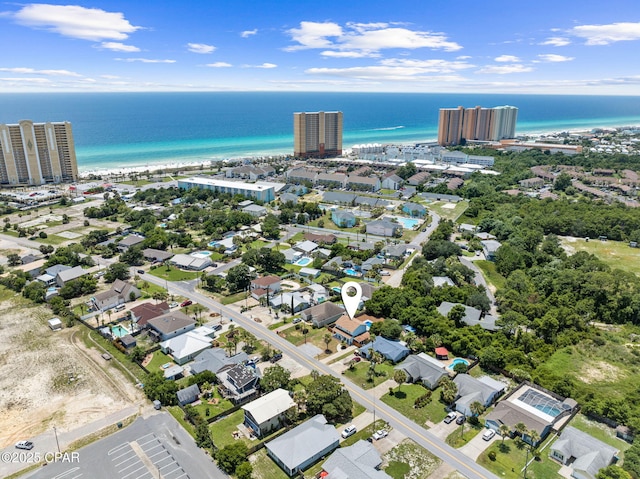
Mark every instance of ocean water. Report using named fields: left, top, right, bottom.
left=1, top=92, right=640, bottom=172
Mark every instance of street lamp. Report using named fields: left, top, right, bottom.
left=53, top=425, right=60, bottom=453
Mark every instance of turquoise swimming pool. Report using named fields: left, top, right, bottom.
left=111, top=324, right=129, bottom=338
left=191, top=250, right=212, bottom=258
left=295, top=257, right=312, bottom=266
left=394, top=217, right=420, bottom=229
left=448, top=358, right=470, bottom=370
left=344, top=268, right=360, bottom=277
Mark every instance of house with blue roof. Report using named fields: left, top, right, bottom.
left=358, top=336, right=410, bottom=363
left=331, top=209, right=357, bottom=228
left=402, top=202, right=427, bottom=217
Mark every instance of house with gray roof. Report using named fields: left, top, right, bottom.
left=332, top=209, right=357, bottom=228
left=358, top=336, right=410, bottom=363
left=366, top=219, right=402, bottom=237
left=550, top=426, right=618, bottom=479
left=117, top=234, right=145, bottom=252
left=176, top=383, right=200, bottom=406
left=287, top=169, right=318, bottom=184
left=347, top=175, right=381, bottom=192
left=383, top=243, right=410, bottom=259
left=266, top=414, right=340, bottom=476
left=217, top=363, right=260, bottom=404
left=382, top=174, right=403, bottom=191
left=280, top=192, right=299, bottom=205
left=321, top=440, right=392, bottom=479
left=282, top=248, right=303, bottom=264
left=242, top=388, right=295, bottom=438
left=317, top=173, right=347, bottom=188
left=362, top=256, right=385, bottom=273
left=294, top=240, right=319, bottom=254
left=355, top=196, right=389, bottom=208
left=142, top=248, right=174, bottom=263
left=437, top=301, right=484, bottom=327
left=243, top=204, right=267, bottom=217
left=402, top=202, right=427, bottom=217
left=147, top=311, right=196, bottom=341
left=55, top=265, right=88, bottom=287
left=189, top=348, right=248, bottom=375
left=395, top=353, right=449, bottom=390
left=301, top=301, right=344, bottom=328
left=481, top=240, right=502, bottom=261
left=169, top=253, right=212, bottom=271
left=453, top=374, right=505, bottom=416
left=433, top=276, right=456, bottom=288
left=92, top=279, right=141, bottom=311
left=323, top=191, right=357, bottom=205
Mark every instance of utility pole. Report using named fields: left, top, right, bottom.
left=53, top=426, right=60, bottom=453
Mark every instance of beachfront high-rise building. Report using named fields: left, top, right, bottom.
left=293, top=111, right=343, bottom=158
left=437, top=106, right=518, bottom=146
left=0, top=120, right=79, bottom=186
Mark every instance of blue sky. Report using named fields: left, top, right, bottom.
left=1, top=0, right=640, bottom=94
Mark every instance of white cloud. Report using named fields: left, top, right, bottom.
left=241, top=29, right=257, bottom=38
left=476, top=64, right=533, bottom=74
left=256, top=63, right=277, bottom=69
left=0, top=77, right=52, bottom=84
left=0, top=67, right=81, bottom=77
left=100, top=42, right=140, bottom=52
left=11, top=4, right=141, bottom=41
left=100, top=74, right=121, bottom=79
left=286, top=21, right=462, bottom=55
left=570, top=22, right=640, bottom=45
left=495, top=55, right=521, bottom=62
left=206, top=62, right=232, bottom=68
left=320, top=50, right=380, bottom=58
left=456, top=55, right=472, bottom=60
left=536, top=54, right=574, bottom=62
left=379, top=58, right=474, bottom=72
left=540, top=37, right=570, bottom=47
left=115, top=58, right=175, bottom=63
left=187, top=43, right=216, bottom=54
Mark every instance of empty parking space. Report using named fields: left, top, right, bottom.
left=136, top=433, right=189, bottom=479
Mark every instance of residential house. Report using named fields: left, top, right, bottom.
left=358, top=336, right=410, bottom=363
left=160, top=330, right=213, bottom=365
left=331, top=209, right=357, bottom=228
left=190, top=348, right=248, bottom=375
left=266, top=414, right=340, bottom=476
left=436, top=302, right=499, bottom=330
left=435, top=347, right=449, bottom=360
left=55, top=265, right=88, bottom=287
left=304, top=232, right=337, bottom=245
left=381, top=174, right=404, bottom=191
left=280, top=193, right=299, bottom=205
left=321, top=440, right=392, bottom=479
left=117, top=234, right=145, bottom=252
left=307, top=283, right=327, bottom=303
left=332, top=315, right=370, bottom=347
left=323, top=191, right=357, bottom=205
left=294, top=240, right=319, bottom=255
left=270, top=291, right=310, bottom=313
left=14, top=258, right=46, bottom=278
left=400, top=186, right=417, bottom=199
left=176, top=384, right=200, bottom=406
left=169, top=253, right=212, bottom=271
left=348, top=241, right=376, bottom=252
left=453, top=374, right=505, bottom=416
left=347, top=175, right=381, bottom=192
left=242, top=388, right=296, bottom=438
left=519, top=177, right=545, bottom=189
left=315, top=248, right=332, bottom=259
left=120, top=334, right=137, bottom=350
left=37, top=264, right=71, bottom=286
left=475, top=232, right=497, bottom=240
left=301, top=301, right=344, bottom=328
left=322, top=256, right=344, bottom=275
left=395, top=353, right=449, bottom=390
left=402, top=202, right=427, bottom=217
left=361, top=257, right=385, bottom=274
left=217, top=363, right=260, bottom=404
left=243, top=204, right=267, bottom=217
left=447, top=178, right=465, bottom=190
left=366, top=219, right=402, bottom=237
left=317, top=173, right=347, bottom=189
left=299, top=267, right=321, bottom=278
left=549, top=426, right=618, bottom=479
left=383, top=244, right=409, bottom=259
left=142, top=248, right=174, bottom=263
left=481, top=240, right=502, bottom=261
left=92, top=279, right=141, bottom=311
left=251, top=275, right=282, bottom=301
left=359, top=283, right=378, bottom=302
left=130, top=301, right=170, bottom=328
left=355, top=196, right=390, bottom=209
left=407, top=171, right=430, bottom=186
left=147, top=311, right=196, bottom=341
left=282, top=248, right=303, bottom=264
left=287, top=169, right=318, bottom=184
left=420, top=192, right=462, bottom=202
left=433, top=276, right=456, bottom=288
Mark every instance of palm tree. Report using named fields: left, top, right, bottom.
left=499, top=424, right=511, bottom=444
left=107, top=309, right=112, bottom=323
left=438, top=376, right=458, bottom=405
left=469, top=401, right=485, bottom=418
left=514, top=422, right=527, bottom=438
left=323, top=333, right=332, bottom=353
left=393, top=369, right=407, bottom=392
left=293, top=389, right=307, bottom=413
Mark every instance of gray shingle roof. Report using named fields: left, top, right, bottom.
left=396, top=354, right=448, bottom=387
left=190, top=348, right=247, bottom=375
left=322, top=440, right=391, bottom=479
left=177, top=384, right=200, bottom=405
left=552, top=426, right=618, bottom=477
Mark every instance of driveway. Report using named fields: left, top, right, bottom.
left=429, top=417, right=461, bottom=440
left=459, top=430, right=499, bottom=460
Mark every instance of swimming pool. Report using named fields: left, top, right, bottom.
left=207, top=241, right=218, bottom=248
left=332, top=287, right=342, bottom=293
left=393, top=216, right=420, bottom=229
left=191, top=251, right=212, bottom=258
left=295, top=257, right=312, bottom=266
left=344, top=268, right=360, bottom=277
left=111, top=324, right=129, bottom=338
left=448, top=358, right=470, bottom=370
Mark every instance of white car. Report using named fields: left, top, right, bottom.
left=15, top=440, right=34, bottom=450
left=341, top=425, right=357, bottom=438
left=444, top=412, right=457, bottom=424
left=380, top=271, right=390, bottom=276
left=372, top=429, right=388, bottom=440
left=482, top=429, right=496, bottom=441
left=169, top=302, right=179, bottom=308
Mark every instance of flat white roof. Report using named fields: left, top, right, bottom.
left=242, top=388, right=295, bottom=424
left=181, top=177, right=275, bottom=192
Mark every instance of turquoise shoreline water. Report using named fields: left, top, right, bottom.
left=1, top=92, right=639, bottom=172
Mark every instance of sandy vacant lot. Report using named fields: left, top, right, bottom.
left=0, top=292, right=144, bottom=447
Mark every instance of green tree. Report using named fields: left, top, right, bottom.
left=553, top=171, right=572, bottom=191
left=469, top=401, right=485, bottom=418
left=22, top=281, right=46, bottom=303
left=323, top=333, right=332, bottom=353
left=260, top=364, right=291, bottom=393
left=104, top=262, right=131, bottom=283
left=393, top=369, right=407, bottom=392
left=439, top=376, right=458, bottom=404
left=215, top=443, right=249, bottom=474
left=447, top=305, right=467, bottom=328
left=235, top=461, right=253, bottom=479
left=262, top=214, right=281, bottom=239
left=226, top=264, right=251, bottom=292
left=119, top=246, right=145, bottom=266
left=370, top=319, right=403, bottom=340
left=499, top=424, right=511, bottom=444
left=597, top=466, right=632, bottom=479
left=143, top=371, right=178, bottom=405
left=195, top=422, right=214, bottom=449
left=7, top=253, right=21, bottom=266
left=306, top=375, right=353, bottom=423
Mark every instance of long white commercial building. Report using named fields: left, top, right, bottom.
left=178, top=176, right=279, bottom=202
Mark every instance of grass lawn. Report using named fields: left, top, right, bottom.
left=250, top=448, right=289, bottom=479
left=167, top=406, right=195, bottom=436
left=446, top=420, right=483, bottom=447
left=208, top=409, right=249, bottom=448
left=192, top=392, right=234, bottom=420
left=427, top=200, right=469, bottom=222
left=561, top=236, right=640, bottom=276
left=474, top=260, right=506, bottom=291
left=341, top=419, right=388, bottom=447
left=280, top=325, right=341, bottom=358
left=136, top=280, right=169, bottom=299
left=384, top=439, right=441, bottom=479
left=79, top=327, right=145, bottom=383
left=328, top=350, right=356, bottom=365
left=381, top=383, right=449, bottom=425
left=342, top=361, right=396, bottom=389
left=148, top=265, right=200, bottom=281
left=36, top=234, right=71, bottom=245
left=477, top=440, right=562, bottom=479
left=218, top=290, right=249, bottom=305
left=144, top=350, right=174, bottom=372
left=571, top=414, right=632, bottom=453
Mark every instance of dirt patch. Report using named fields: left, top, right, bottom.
left=580, top=360, right=624, bottom=384
left=0, top=294, right=144, bottom=447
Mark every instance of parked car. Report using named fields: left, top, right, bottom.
left=169, top=302, right=179, bottom=308
left=352, top=356, right=361, bottom=362
left=341, top=425, right=357, bottom=438
left=444, top=412, right=457, bottom=424
left=180, top=300, right=192, bottom=307
left=456, top=415, right=466, bottom=425
left=270, top=352, right=283, bottom=363
left=292, top=317, right=302, bottom=324
left=482, top=429, right=496, bottom=441
left=137, top=269, right=145, bottom=274
left=15, top=441, right=34, bottom=450
left=101, top=353, right=112, bottom=361
left=380, top=271, right=390, bottom=276
left=372, top=429, right=388, bottom=440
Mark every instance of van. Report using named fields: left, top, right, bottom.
left=115, top=304, right=126, bottom=312
left=270, top=353, right=283, bottom=363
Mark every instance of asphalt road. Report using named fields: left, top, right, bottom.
left=142, top=272, right=499, bottom=479
left=22, top=413, right=227, bottom=479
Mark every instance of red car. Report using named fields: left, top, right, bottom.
left=352, top=356, right=361, bottom=362
left=180, top=300, right=192, bottom=307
